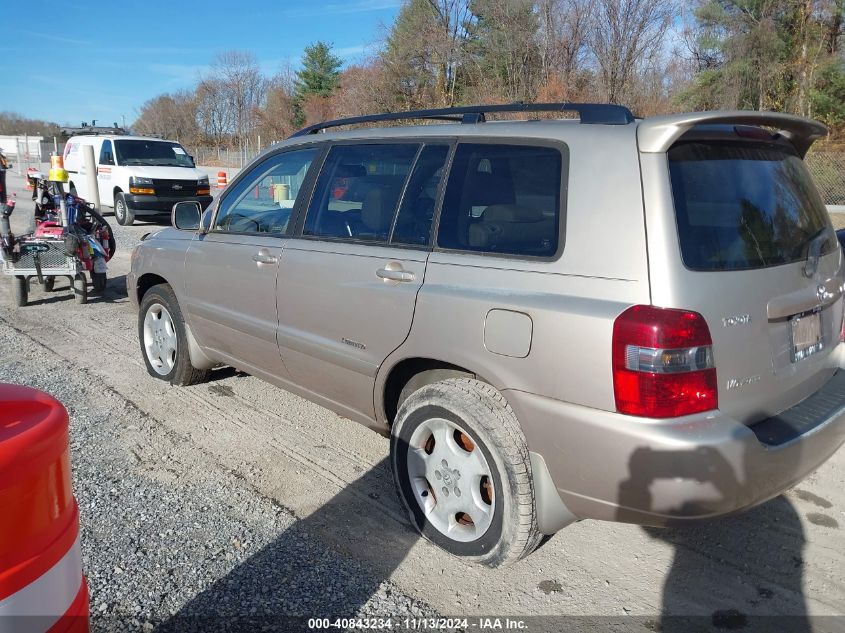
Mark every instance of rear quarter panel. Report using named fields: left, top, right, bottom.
left=377, top=124, right=651, bottom=427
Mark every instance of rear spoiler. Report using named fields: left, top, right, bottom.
left=637, top=110, right=828, bottom=157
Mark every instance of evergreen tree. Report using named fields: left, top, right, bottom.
left=294, top=42, right=343, bottom=125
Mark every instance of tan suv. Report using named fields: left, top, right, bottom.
left=128, top=104, right=845, bottom=567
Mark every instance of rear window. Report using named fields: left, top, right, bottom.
left=437, top=144, right=562, bottom=257
left=669, top=142, right=835, bottom=271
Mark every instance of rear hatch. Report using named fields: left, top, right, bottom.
left=640, top=118, right=844, bottom=424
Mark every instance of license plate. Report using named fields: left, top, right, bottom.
left=790, top=310, right=823, bottom=363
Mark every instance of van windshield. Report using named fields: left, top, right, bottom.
left=668, top=141, right=835, bottom=271
left=114, top=140, right=195, bottom=167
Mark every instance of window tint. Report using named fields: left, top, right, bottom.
left=392, top=145, right=450, bottom=247
left=215, top=148, right=318, bottom=234
left=98, top=140, right=114, bottom=165
left=437, top=144, right=562, bottom=257
left=304, top=144, right=419, bottom=242
left=669, top=142, right=835, bottom=271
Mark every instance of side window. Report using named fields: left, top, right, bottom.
left=437, top=144, right=563, bottom=257
left=214, top=147, right=318, bottom=234
left=98, top=141, right=114, bottom=165
left=391, top=145, right=450, bottom=247
left=304, top=143, right=419, bottom=242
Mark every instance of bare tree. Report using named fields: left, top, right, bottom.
left=195, top=78, right=235, bottom=148
left=331, top=62, right=396, bottom=119
left=0, top=112, right=60, bottom=136
left=205, top=51, right=268, bottom=147
left=255, top=62, right=299, bottom=142
left=537, top=0, right=595, bottom=88
left=469, top=0, right=542, bottom=102
left=133, top=90, right=198, bottom=142
left=424, top=0, right=474, bottom=105
left=590, top=0, right=675, bottom=103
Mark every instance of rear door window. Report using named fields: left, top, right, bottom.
left=304, top=143, right=419, bottom=243
left=668, top=142, right=835, bottom=271
left=436, top=143, right=563, bottom=257
left=391, top=144, right=450, bottom=247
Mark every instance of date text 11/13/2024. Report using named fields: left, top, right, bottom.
left=307, top=617, right=528, bottom=630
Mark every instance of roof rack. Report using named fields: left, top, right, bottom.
left=290, top=102, right=635, bottom=137
left=60, top=125, right=127, bottom=137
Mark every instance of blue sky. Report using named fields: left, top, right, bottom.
left=0, top=0, right=402, bottom=128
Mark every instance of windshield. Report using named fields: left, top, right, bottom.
left=668, top=141, right=835, bottom=271
left=114, top=140, right=195, bottom=167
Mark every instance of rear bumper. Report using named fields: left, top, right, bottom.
left=507, top=364, right=845, bottom=527
left=124, top=195, right=213, bottom=215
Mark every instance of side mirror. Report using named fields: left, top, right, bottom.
left=172, top=201, right=202, bottom=231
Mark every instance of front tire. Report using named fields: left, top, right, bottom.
left=114, top=193, right=134, bottom=226
left=139, top=284, right=210, bottom=386
left=390, top=378, right=541, bottom=567
left=43, top=276, right=55, bottom=292
left=72, top=273, right=87, bottom=304
left=12, top=276, right=28, bottom=307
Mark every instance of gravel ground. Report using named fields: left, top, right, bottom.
left=0, top=322, right=432, bottom=631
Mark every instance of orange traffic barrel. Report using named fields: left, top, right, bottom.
left=0, top=384, right=89, bottom=632
left=216, top=171, right=228, bottom=189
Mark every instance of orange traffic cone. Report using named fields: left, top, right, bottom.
left=217, top=171, right=228, bottom=189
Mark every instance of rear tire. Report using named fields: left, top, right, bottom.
left=139, top=284, right=210, bottom=386
left=390, top=378, right=541, bottom=567
left=72, top=273, right=87, bottom=304
left=43, top=276, right=55, bottom=292
left=12, top=276, right=27, bottom=307
left=114, top=193, right=134, bottom=226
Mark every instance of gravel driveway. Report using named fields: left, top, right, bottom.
left=1, top=171, right=844, bottom=632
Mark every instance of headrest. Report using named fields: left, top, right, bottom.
left=361, top=187, right=396, bottom=234
left=334, top=164, right=366, bottom=179
left=482, top=204, right=544, bottom=223
left=463, top=170, right=515, bottom=207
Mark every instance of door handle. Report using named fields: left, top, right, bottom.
left=377, top=265, right=415, bottom=282
left=252, top=252, right=278, bottom=265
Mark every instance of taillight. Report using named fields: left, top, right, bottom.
left=612, top=305, right=717, bottom=418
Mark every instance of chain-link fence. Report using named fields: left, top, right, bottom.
left=186, top=144, right=267, bottom=169
left=806, top=152, right=845, bottom=206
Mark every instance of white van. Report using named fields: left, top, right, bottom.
left=62, top=134, right=213, bottom=226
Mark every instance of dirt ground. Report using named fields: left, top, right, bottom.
left=1, top=171, right=844, bottom=630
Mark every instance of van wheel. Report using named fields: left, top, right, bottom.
left=390, top=378, right=541, bottom=567
left=72, top=274, right=87, bottom=304
left=114, top=193, right=134, bottom=226
left=139, top=284, right=210, bottom=386
left=12, top=276, right=28, bottom=307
